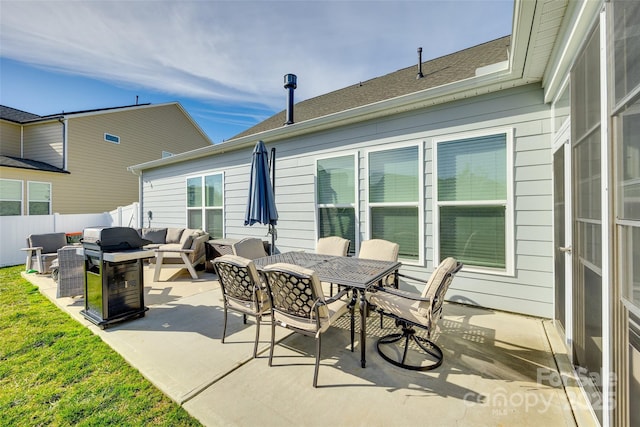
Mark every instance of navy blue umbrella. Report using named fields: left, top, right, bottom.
left=244, top=140, right=278, bottom=253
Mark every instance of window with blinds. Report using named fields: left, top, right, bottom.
left=187, top=173, right=224, bottom=238
left=27, top=181, right=51, bottom=215
left=316, top=155, right=357, bottom=255
left=435, top=133, right=510, bottom=270
left=368, top=145, right=420, bottom=261
left=0, top=179, right=23, bottom=216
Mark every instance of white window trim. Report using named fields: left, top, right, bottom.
left=314, top=152, right=360, bottom=251
left=432, top=128, right=515, bottom=276
left=185, top=172, right=225, bottom=237
left=27, top=181, right=52, bottom=215
left=364, top=140, right=424, bottom=265
left=104, top=133, right=120, bottom=144
left=0, top=178, right=24, bottom=216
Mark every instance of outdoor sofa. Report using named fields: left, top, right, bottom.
left=22, top=232, right=68, bottom=274
left=136, top=227, right=209, bottom=280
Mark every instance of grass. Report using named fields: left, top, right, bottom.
left=0, top=265, right=202, bottom=426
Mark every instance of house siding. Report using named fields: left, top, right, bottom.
left=0, top=121, right=22, bottom=157
left=59, top=104, right=211, bottom=214
left=140, top=83, right=554, bottom=317
left=0, top=167, right=67, bottom=216
left=23, top=122, right=63, bottom=169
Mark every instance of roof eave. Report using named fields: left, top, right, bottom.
left=128, top=66, right=528, bottom=174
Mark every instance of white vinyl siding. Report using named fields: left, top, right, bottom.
left=187, top=173, right=224, bottom=238
left=316, top=154, right=358, bottom=255
left=0, top=179, right=23, bottom=216
left=367, top=144, right=422, bottom=262
left=434, top=130, right=514, bottom=274
left=27, top=181, right=51, bottom=215
left=140, top=84, right=553, bottom=317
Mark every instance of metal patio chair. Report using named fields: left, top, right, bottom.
left=367, top=257, right=463, bottom=371
left=232, top=237, right=269, bottom=260
left=213, top=255, right=271, bottom=358
left=358, top=239, right=400, bottom=288
left=316, top=236, right=350, bottom=296
left=261, top=262, right=354, bottom=387
left=316, top=236, right=350, bottom=256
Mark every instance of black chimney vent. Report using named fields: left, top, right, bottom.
left=284, top=74, right=297, bottom=125
left=417, top=47, right=424, bottom=79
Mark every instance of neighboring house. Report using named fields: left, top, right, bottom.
left=129, top=1, right=638, bottom=425
left=0, top=102, right=212, bottom=215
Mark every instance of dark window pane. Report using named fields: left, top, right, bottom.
left=439, top=205, right=506, bottom=268
left=371, top=206, right=419, bottom=260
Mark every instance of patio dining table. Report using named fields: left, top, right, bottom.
left=253, top=251, right=401, bottom=368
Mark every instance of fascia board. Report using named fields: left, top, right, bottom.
left=542, top=0, right=604, bottom=103
left=509, top=0, right=537, bottom=78
left=61, top=102, right=177, bottom=119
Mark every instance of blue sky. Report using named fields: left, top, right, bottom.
left=1, top=0, right=514, bottom=144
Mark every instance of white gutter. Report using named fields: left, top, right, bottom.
left=59, top=118, right=68, bottom=170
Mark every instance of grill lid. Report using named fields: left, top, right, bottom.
left=82, top=227, right=151, bottom=252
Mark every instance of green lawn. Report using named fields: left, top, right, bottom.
left=0, top=265, right=202, bottom=426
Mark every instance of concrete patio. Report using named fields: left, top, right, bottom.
left=24, top=265, right=598, bottom=426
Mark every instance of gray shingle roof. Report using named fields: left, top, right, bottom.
left=1, top=103, right=152, bottom=124
left=0, top=105, right=41, bottom=123
left=234, top=36, right=511, bottom=139
left=0, top=155, right=68, bottom=173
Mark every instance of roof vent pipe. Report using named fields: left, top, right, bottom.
left=284, top=74, right=297, bottom=125
left=417, top=47, right=424, bottom=79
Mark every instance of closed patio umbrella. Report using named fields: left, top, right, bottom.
left=244, top=140, right=278, bottom=254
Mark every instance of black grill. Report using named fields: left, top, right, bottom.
left=80, top=227, right=151, bottom=328
left=82, top=226, right=151, bottom=252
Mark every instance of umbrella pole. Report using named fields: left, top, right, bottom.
left=270, top=147, right=276, bottom=255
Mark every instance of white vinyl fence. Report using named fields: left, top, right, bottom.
left=0, top=203, right=139, bottom=268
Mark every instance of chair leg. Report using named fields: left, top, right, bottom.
left=268, top=321, right=276, bottom=367
left=221, top=306, right=228, bottom=344
left=35, top=249, right=44, bottom=274
left=25, top=252, right=33, bottom=271
left=153, top=252, right=164, bottom=282
left=181, top=253, right=198, bottom=279
left=313, top=334, right=321, bottom=388
left=253, top=316, right=260, bottom=358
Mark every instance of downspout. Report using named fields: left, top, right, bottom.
left=58, top=118, right=68, bottom=170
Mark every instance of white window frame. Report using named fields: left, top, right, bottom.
left=314, top=152, right=360, bottom=254
left=0, top=178, right=24, bottom=216
left=27, top=181, right=52, bottom=215
left=433, top=128, right=515, bottom=275
left=185, top=172, right=225, bottom=237
left=364, top=140, right=424, bottom=265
